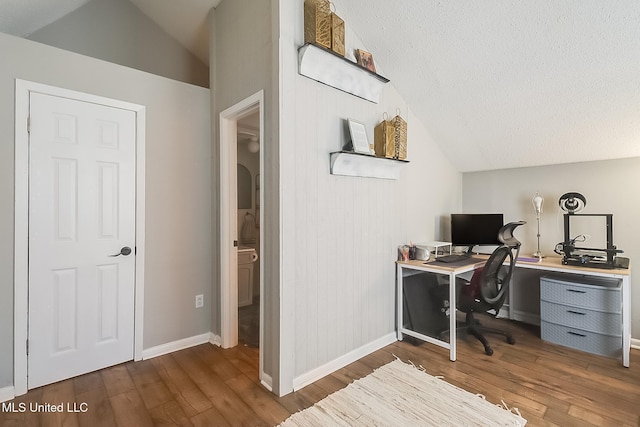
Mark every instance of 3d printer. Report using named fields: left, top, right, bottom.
left=555, top=193, right=624, bottom=269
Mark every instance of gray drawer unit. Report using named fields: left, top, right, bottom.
left=540, top=276, right=621, bottom=312
left=541, top=321, right=622, bottom=358
left=540, top=301, right=621, bottom=335
left=540, top=275, right=621, bottom=357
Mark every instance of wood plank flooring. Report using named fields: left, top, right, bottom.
left=1, top=318, right=639, bottom=426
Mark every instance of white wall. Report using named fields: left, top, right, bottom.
left=462, top=157, right=640, bottom=339
left=28, top=0, right=209, bottom=88
left=277, top=1, right=461, bottom=394
left=0, top=32, right=212, bottom=388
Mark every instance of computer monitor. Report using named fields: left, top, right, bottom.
left=451, top=213, right=504, bottom=251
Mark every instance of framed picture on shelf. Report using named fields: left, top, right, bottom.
left=355, top=49, right=376, bottom=73
left=347, top=119, right=373, bottom=155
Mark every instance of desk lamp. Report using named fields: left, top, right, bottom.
left=532, top=192, right=544, bottom=258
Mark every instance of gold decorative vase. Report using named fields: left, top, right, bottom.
left=392, top=109, right=407, bottom=160
left=304, top=0, right=332, bottom=49
left=375, top=113, right=396, bottom=158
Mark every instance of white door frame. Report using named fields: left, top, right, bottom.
left=13, top=80, right=146, bottom=396
left=219, top=90, right=264, bottom=378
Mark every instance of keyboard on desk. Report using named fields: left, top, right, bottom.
left=435, top=254, right=471, bottom=263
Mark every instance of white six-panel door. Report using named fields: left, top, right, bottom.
left=28, top=92, right=136, bottom=389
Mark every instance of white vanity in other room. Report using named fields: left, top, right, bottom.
left=238, top=247, right=258, bottom=307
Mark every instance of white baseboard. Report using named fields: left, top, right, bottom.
left=0, top=386, right=15, bottom=403
left=292, top=332, right=397, bottom=391
left=261, top=372, right=273, bottom=392
left=209, top=332, right=222, bottom=346
left=632, top=338, right=640, bottom=350
left=510, top=309, right=540, bottom=326
left=142, top=333, right=211, bottom=360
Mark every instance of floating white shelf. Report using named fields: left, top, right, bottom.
left=298, top=43, right=390, bottom=103
left=330, top=151, right=408, bottom=180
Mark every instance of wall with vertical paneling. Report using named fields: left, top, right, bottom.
left=277, top=1, right=462, bottom=392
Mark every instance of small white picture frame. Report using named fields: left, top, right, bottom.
left=347, top=119, right=372, bottom=154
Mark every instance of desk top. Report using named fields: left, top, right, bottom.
left=397, top=256, right=631, bottom=277
left=514, top=256, right=630, bottom=276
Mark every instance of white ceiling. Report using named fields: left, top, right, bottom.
left=2, top=1, right=639, bottom=172
left=334, top=0, right=640, bottom=171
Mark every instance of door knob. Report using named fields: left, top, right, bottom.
left=110, top=246, right=132, bottom=257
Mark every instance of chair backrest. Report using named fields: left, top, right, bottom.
left=479, top=221, right=526, bottom=308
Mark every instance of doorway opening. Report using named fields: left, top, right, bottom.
left=237, top=111, right=260, bottom=349
left=219, top=91, right=265, bottom=385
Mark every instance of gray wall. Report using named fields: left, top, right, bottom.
left=0, top=32, right=212, bottom=388
left=462, top=157, right=640, bottom=340
left=28, top=0, right=209, bottom=88
left=209, top=0, right=279, bottom=390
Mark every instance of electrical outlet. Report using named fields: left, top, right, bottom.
left=195, top=294, right=204, bottom=308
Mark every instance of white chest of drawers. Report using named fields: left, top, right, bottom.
left=540, top=275, right=622, bottom=358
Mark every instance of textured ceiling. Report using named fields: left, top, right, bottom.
left=333, top=0, right=640, bottom=171
left=2, top=1, right=639, bottom=172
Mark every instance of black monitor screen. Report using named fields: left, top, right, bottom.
left=451, top=214, right=504, bottom=246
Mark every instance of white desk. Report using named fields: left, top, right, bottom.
left=396, top=256, right=632, bottom=367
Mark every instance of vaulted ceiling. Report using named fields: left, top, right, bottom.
left=2, top=0, right=639, bottom=172
left=0, top=0, right=219, bottom=63
left=334, top=0, right=640, bottom=171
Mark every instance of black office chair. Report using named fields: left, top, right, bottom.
left=440, top=221, right=526, bottom=355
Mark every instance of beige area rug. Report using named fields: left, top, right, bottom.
left=279, top=359, right=527, bottom=426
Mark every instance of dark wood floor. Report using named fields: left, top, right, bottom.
left=2, top=318, right=639, bottom=426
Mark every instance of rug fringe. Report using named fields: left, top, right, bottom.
left=499, top=399, right=524, bottom=418
left=405, top=359, right=427, bottom=373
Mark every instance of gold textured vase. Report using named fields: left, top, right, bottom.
left=375, top=114, right=396, bottom=158
left=330, top=11, right=345, bottom=56
left=392, top=110, right=407, bottom=160
left=304, top=0, right=332, bottom=49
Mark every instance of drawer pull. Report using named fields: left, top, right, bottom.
left=567, top=289, right=587, bottom=294
left=567, top=310, right=586, bottom=315
left=567, top=331, right=587, bottom=337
